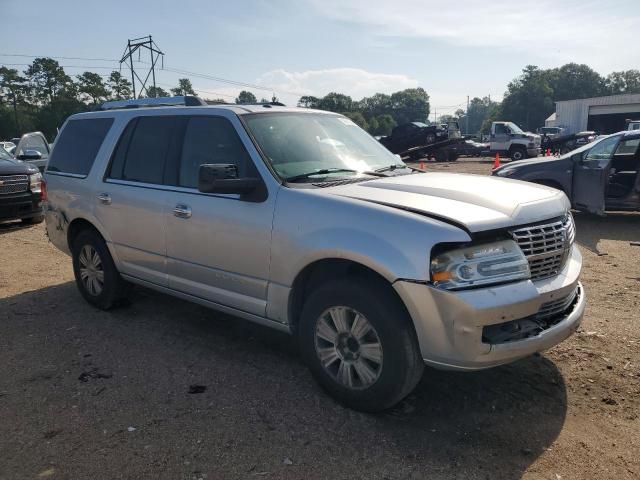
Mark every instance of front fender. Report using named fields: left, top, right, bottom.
left=269, top=187, right=471, bottom=287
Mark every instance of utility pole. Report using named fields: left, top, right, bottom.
left=119, top=35, right=164, bottom=99
left=466, top=95, right=470, bottom=135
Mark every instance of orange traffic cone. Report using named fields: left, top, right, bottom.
left=492, top=152, right=501, bottom=170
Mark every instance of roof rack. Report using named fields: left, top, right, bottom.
left=100, top=95, right=207, bottom=110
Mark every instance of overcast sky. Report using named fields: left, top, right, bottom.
left=2, top=0, right=639, bottom=117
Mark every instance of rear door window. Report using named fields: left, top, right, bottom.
left=47, top=118, right=113, bottom=175
left=110, top=116, right=184, bottom=184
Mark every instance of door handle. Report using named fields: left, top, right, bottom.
left=173, top=204, right=192, bottom=219
left=97, top=193, right=111, bottom=205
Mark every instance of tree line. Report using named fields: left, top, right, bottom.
left=440, top=64, right=640, bottom=134
left=0, top=58, right=268, bottom=140
left=2, top=57, right=639, bottom=142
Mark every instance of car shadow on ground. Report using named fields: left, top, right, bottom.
left=573, top=211, right=640, bottom=254
left=0, top=282, right=567, bottom=479
left=0, top=220, right=34, bottom=235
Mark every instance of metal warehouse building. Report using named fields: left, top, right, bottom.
left=545, top=93, right=640, bottom=135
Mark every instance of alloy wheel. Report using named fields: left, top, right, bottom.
left=314, top=306, right=383, bottom=390
left=78, top=244, right=104, bottom=296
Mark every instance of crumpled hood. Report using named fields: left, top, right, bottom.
left=325, top=172, right=570, bottom=232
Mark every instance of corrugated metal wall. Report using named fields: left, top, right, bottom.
left=554, top=94, right=640, bottom=133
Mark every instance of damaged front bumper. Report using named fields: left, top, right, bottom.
left=394, top=245, right=585, bottom=371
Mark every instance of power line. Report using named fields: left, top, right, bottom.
left=0, top=53, right=119, bottom=62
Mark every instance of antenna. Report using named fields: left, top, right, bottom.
left=119, top=35, right=165, bottom=99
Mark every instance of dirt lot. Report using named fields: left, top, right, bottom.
left=1, top=159, right=639, bottom=480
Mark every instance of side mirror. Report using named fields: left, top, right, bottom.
left=17, top=149, right=42, bottom=161
left=198, top=164, right=260, bottom=195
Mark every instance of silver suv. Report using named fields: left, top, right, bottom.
left=44, top=96, right=585, bottom=412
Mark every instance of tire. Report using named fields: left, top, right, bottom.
left=434, top=148, right=448, bottom=162
left=71, top=229, right=127, bottom=310
left=447, top=150, right=459, bottom=162
left=510, top=147, right=527, bottom=161
left=298, top=277, right=424, bottom=412
left=21, top=214, right=44, bottom=224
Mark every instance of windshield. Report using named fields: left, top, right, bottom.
left=506, top=122, right=524, bottom=134
left=567, top=134, right=617, bottom=158
left=0, top=146, right=12, bottom=160
left=243, top=113, right=403, bottom=180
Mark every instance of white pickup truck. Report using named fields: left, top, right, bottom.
left=490, top=121, right=541, bottom=161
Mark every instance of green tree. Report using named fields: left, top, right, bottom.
left=297, top=95, right=320, bottom=108
left=0, top=67, right=27, bottom=134
left=547, top=63, right=605, bottom=101
left=389, top=88, right=430, bottom=124
left=318, top=92, right=353, bottom=112
left=171, top=78, right=196, bottom=96
left=359, top=93, right=392, bottom=119
left=107, top=71, right=132, bottom=100
left=24, top=58, right=73, bottom=104
left=145, top=86, right=170, bottom=98
left=77, top=72, right=109, bottom=105
left=235, top=90, right=257, bottom=104
left=343, top=111, right=368, bottom=130
left=372, top=114, right=396, bottom=136
left=606, top=70, right=640, bottom=95
left=499, top=65, right=554, bottom=130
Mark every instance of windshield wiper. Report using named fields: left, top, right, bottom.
left=375, top=163, right=407, bottom=173
left=285, top=168, right=385, bottom=182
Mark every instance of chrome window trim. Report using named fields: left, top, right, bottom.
left=103, top=178, right=242, bottom=200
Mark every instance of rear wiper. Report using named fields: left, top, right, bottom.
left=285, top=168, right=385, bottom=182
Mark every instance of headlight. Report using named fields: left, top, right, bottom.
left=431, top=240, right=530, bottom=290
left=29, top=172, right=42, bottom=193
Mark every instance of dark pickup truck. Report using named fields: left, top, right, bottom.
left=379, top=122, right=447, bottom=154
left=0, top=146, right=45, bottom=224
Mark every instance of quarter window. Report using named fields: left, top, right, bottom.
left=47, top=119, right=113, bottom=175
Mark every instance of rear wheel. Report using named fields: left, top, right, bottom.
left=72, top=229, right=127, bottom=310
left=299, top=278, right=424, bottom=412
left=447, top=150, right=459, bottom=162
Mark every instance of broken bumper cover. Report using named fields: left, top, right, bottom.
left=394, top=245, right=584, bottom=371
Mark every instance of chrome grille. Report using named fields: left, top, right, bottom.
left=0, top=175, right=29, bottom=195
left=511, top=214, right=574, bottom=281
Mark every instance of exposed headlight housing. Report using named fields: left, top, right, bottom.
left=29, top=172, right=42, bottom=193
left=431, top=240, right=530, bottom=290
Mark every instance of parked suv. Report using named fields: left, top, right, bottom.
left=0, top=145, right=45, bottom=224
left=44, top=96, right=585, bottom=412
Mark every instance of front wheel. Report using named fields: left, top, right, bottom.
left=510, top=147, right=527, bottom=161
left=299, top=278, right=424, bottom=412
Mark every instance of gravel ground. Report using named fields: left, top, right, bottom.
left=1, top=159, right=639, bottom=479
